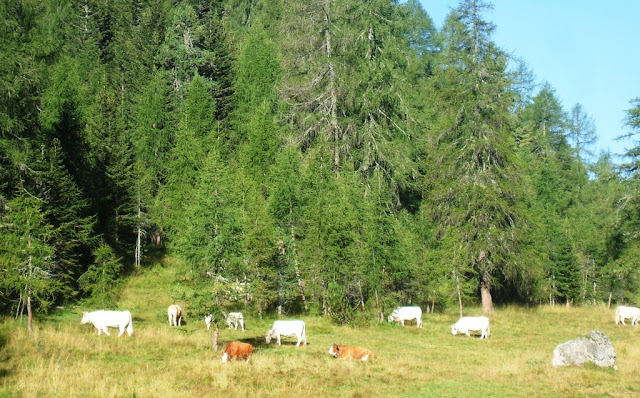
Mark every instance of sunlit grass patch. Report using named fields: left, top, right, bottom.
left=3, top=265, right=640, bottom=397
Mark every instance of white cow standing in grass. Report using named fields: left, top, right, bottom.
left=81, top=310, right=133, bottom=337
left=226, top=312, right=245, bottom=331
left=387, top=306, right=423, bottom=328
left=451, top=316, right=490, bottom=339
left=168, top=304, right=183, bottom=327
left=265, top=320, right=306, bottom=346
left=615, top=306, right=640, bottom=326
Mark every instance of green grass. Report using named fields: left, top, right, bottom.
left=1, top=263, right=640, bottom=397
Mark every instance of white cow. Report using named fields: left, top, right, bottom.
left=168, top=304, right=183, bottom=327
left=265, top=320, right=306, bottom=346
left=451, top=316, right=490, bottom=339
left=615, top=305, right=640, bottom=326
left=81, top=310, right=133, bottom=337
left=226, top=312, right=245, bottom=331
left=388, top=306, right=423, bottom=328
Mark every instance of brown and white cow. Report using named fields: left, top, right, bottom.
left=221, top=341, right=254, bottom=363
left=328, top=344, right=377, bottom=361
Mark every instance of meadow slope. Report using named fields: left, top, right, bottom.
left=1, top=263, right=640, bottom=397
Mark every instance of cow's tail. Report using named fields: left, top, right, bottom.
left=127, top=311, right=134, bottom=336
left=615, top=307, right=620, bottom=325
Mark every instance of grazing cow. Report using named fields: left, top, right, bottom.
left=221, top=341, right=254, bottom=363
left=265, top=320, right=306, bottom=346
left=615, top=306, right=640, bottom=326
left=226, top=312, right=245, bottom=331
left=168, top=304, right=183, bottom=327
left=451, top=316, right=490, bottom=339
left=81, top=310, right=133, bottom=337
left=388, top=306, right=423, bottom=328
left=328, top=344, right=377, bottom=361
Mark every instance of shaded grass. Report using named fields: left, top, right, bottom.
left=2, top=265, right=640, bottom=397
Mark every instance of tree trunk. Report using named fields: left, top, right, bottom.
left=452, top=268, right=463, bottom=318
left=135, top=192, right=142, bottom=272
left=480, top=272, right=494, bottom=314
left=323, top=0, right=340, bottom=169
left=375, top=289, right=382, bottom=322
left=212, top=326, right=219, bottom=352
left=27, top=292, right=33, bottom=335
left=357, top=280, right=365, bottom=311
left=289, top=221, right=308, bottom=311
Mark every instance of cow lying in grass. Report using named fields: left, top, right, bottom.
left=451, top=316, right=490, bottom=339
left=615, top=306, right=640, bottom=326
left=81, top=310, right=133, bottom=337
left=265, top=320, right=306, bottom=346
left=221, top=342, right=254, bottom=363
left=388, top=306, right=423, bottom=328
left=328, top=344, right=377, bottom=361
left=168, top=304, right=183, bottom=327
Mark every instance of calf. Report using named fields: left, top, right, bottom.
left=226, top=312, right=245, bottom=331
left=168, top=304, right=183, bottom=327
left=451, top=316, right=490, bottom=339
left=221, top=341, right=254, bottom=363
left=265, top=320, right=306, bottom=346
left=328, top=344, right=376, bottom=361
left=388, top=306, right=423, bottom=328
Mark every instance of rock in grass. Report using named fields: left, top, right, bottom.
left=551, top=330, right=617, bottom=370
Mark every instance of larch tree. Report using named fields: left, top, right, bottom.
left=427, top=0, right=528, bottom=313
left=0, top=188, right=58, bottom=334
left=567, top=103, right=597, bottom=163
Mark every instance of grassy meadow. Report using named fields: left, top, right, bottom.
left=2, top=264, right=640, bottom=397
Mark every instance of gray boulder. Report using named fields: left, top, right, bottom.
left=551, top=330, right=617, bottom=369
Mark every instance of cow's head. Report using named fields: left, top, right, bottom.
left=265, top=332, right=272, bottom=344
left=451, top=326, right=458, bottom=336
left=81, top=312, right=90, bottom=324
left=328, top=344, right=339, bottom=357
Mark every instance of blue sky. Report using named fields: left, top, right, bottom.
left=419, top=0, right=640, bottom=160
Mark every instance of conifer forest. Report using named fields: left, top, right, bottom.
left=2, top=0, right=639, bottom=326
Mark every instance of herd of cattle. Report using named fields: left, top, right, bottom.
left=80, top=304, right=640, bottom=363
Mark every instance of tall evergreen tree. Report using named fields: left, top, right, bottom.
left=567, top=103, right=597, bottom=163
left=0, top=189, right=58, bottom=333
left=427, top=0, right=528, bottom=312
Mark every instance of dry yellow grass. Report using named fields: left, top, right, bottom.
left=1, top=265, right=640, bottom=397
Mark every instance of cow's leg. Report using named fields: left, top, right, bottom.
left=118, top=326, right=125, bottom=337
left=277, top=335, right=281, bottom=345
left=465, top=330, right=470, bottom=337
left=295, top=336, right=301, bottom=346
left=401, top=320, right=405, bottom=327
left=102, top=327, right=110, bottom=336
left=96, top=327, right=102, bottom=335
left=241, top=321, right=245, bottom=331
left=621, top=318, right=626, bottom=326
